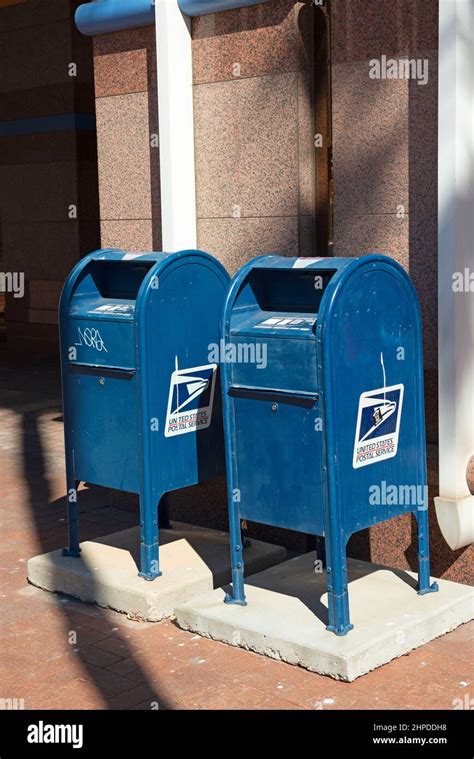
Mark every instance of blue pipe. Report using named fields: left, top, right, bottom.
left=75, top=1, right=154, bottom=36
left=75, top=0, right=269, bottom=36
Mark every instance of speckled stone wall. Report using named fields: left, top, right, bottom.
left=92, top=27, right=161, bottom=252
left=331, top=0, right=439, bottom=440
left=192, top=0, right=316, bottom=274
left=92, top=1, right=315, bottom=265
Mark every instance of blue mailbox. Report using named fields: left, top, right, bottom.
left=59, top=249, right=229, bottom=580
left=221, top=254, right=438, bottom=635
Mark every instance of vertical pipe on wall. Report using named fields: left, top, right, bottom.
left=435, top=0, right=474, bottom=550
left=155, top=0, right=197, bottom=251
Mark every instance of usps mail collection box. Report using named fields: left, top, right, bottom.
left=220, top=254, right=438, bottom=635
left=59, top=249, right=229, bottom=580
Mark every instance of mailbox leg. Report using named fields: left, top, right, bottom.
left=139, top=490, right=161, bottom=581
left=416, top=507, right=439, bottom=595
left=325, top=537, right=353, bottom=636
left=62, top=459, right=81, bottom=558
left=224, top=508, right=247, bottom=606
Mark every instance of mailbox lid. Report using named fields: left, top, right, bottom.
left=60, top=250, right=167, bottom=369
left=65, top=317, right=136, bottom=369
left=64, top=251, right=162, bottom=320
left=228, top=324, right=318, bottom=395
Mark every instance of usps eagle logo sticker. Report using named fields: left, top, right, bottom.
left=165, top=358, right=217, bottom=438
left=353, top=383, right=404, bottom=468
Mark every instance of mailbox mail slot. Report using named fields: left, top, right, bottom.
left=60, top=249, right=229, bottom=580
left=221, top=254, right=438, bottom=634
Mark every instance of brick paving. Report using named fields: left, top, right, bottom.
left=0, top=349, right=473, bottom=710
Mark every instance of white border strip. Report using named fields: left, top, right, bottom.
left=155, top=0, right=197, bottom=251
left=435, top=0, right=474, bottom=549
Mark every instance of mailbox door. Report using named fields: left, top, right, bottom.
left=66, top=366, right=140, bottom=493
left=225, top=323, right=325, bottom=535
left=231, top=391, right=325, bottom=534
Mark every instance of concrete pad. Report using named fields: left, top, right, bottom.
left=175, top=553, right=474, bottom=681
left=27, top=521, right=286, bottom=622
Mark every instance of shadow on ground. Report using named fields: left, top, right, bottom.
left=0, top=346, right=172, bottom=709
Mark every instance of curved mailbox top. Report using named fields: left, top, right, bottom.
left=222, top=253, right=420, bottom=341
left=60, top=248, right=228, bottom=325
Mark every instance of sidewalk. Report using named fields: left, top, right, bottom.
left=1, top=351, right=472, bottom=710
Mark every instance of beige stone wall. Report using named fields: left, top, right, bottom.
left=93, top=2, right=315, bottom=272
left=93, top=27, right=161, bottom=252
left=331, top=0, right=439, bottom=441
left=192, top=0, right=315, bottom=274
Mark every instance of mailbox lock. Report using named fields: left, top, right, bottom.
left=271, top=403, right=278, bottom=413
left=99, top=377, right=105, bottom=386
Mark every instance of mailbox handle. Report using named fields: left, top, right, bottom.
left=228, top=384, right=318, bottom=406
left=67, top=363, right=136, bottom=379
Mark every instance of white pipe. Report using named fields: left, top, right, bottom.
left=154, top=0, right=197, bottom=251
left=435, top=0, right=474, bottom=550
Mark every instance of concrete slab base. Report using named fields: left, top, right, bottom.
left=174, top=553, right=474, bottom=681
left=27, top=522, right=286, bottom=622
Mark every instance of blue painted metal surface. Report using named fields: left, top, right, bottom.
left=75, top=0, right=269, bottom=35
left=60, top=248, right=229, bottom=579
left=75, top=0, right=154, bottom=36
left=221, top=254, right=438, bottom=634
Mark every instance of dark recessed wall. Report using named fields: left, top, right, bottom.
left=0, top=0, right=100, bottom=356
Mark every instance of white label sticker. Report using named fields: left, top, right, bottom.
left=255, top=316, right=316, bottom=332
left=353, top=384, right=404, bottom=468
left=92, top=304, right=135, bottom=314
left=165, top=362, right=217, bottom=438
left=292, top=257, right=325, bottom=269
left=121, top=252, right=144, bottom=260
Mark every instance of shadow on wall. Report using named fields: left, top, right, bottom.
left=191, top=0, right=294, bottom=38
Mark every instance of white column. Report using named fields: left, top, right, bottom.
left=154, top=0, right=197, bottom=251
left=435, top=0, right=474, bottom=549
